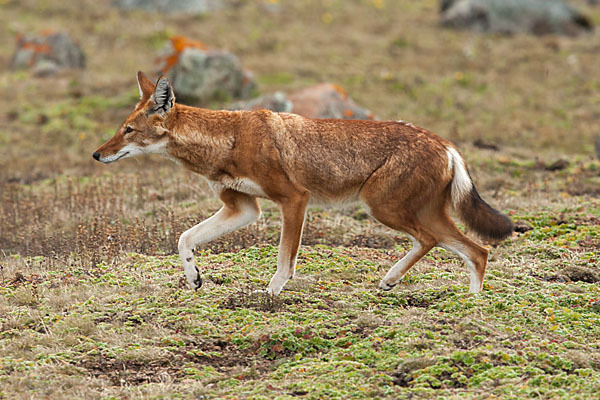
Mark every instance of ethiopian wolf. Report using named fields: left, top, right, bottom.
left=93, top=72, right=513, bottom=295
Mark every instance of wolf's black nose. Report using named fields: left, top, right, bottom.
left=92, top=152, right=100, bottom=161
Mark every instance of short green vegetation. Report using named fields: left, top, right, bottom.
left=1, top=220, right=599, bottom=399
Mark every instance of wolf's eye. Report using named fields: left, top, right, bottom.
left=124, top=126, right=134, bottom=134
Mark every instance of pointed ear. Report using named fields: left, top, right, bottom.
left=150, top=76, right=175, bottom=116
left=136, top=71, right=155, bottom=100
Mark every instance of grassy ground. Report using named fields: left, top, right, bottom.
left=1, top=0, right=600, bottom=398
left=2, top=215, right=600, bottom=399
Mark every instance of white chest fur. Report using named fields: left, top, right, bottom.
left=208, top=177, right=267, bottom=197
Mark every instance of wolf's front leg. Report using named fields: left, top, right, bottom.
left=267, top=191, right=309, bottom=295
left=178, top=190, right=260, bottom=289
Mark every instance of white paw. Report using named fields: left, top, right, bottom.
left=266, top=274, right=289, bottom=296
left=469, top=283, right=482, bottom=294
left=378, top=279, right=397, bottom=291
left=265, top=286, right=282, bottom=296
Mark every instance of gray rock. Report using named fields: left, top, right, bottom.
left=163, top=47, right=256, bottom=105
left=229, top=92, right=292, bottom=113
left=229, top=84, right=374, bottom=120
left=11, top=32, right=85, bottom=74
left=441, top=0, right=593, bottom=36
left=114, top=0, right=226, bottom=15
left=32, top=59, right=61, bottom=77
left=287, top=83, right=374, bottom=120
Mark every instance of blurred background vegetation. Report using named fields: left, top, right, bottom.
left=1, top=0, right=599, bottom=259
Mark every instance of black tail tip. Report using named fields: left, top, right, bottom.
left=459, top=188, right=514, bottom=242
left=486, top=214, right=514, bottom=242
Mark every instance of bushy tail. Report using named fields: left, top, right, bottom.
left=447, top=147, right=513, bottom=241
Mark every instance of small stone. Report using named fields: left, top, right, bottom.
left=563, top=266, right=599, bottom=283
left=287, top=83, right=374, bottom=120
left=473, top=138, right=499, bottom=151
left=513, top=220, right=533, bottom=233
left=229, top=92, right=293, bottom=113
left=229, top=84, right=373, bottom=120
left=545, top=159, right=569, bottom=171
left=440, top=0, right=593, bottom=36
left=114, top=0, right=227, bottom=15
left=11, top=31, right=86, bottom=74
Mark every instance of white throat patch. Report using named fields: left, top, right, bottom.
left=99, top=140, right=168, bottom=163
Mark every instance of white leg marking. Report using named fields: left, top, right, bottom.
left=178, top=203, right=260, bottom=289
left=267, top=244, right=295, bottom=295
left=266, top=211, right=306, bottom=296
left=440, top=242, right=482, bottom=293
left=379, top=235, right=421, bottom=290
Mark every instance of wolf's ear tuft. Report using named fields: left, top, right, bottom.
left=137, top=71, right=155, bottom=100
left=150, top=76, right=175, bottom=116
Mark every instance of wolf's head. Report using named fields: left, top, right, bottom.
left=93, top=71, right=175, bottom=163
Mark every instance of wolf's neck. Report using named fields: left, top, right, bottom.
left=165, top=106, right=237, bottom=176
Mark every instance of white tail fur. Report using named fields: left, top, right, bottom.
left=447, top=147, right=473, bottom=207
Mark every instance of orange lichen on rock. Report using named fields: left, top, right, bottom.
left=21, top=42, right=52, bottom=54
left=170, top=35, right=207, bottom=52
left=156, top=36, right=208, bottom=73
left=15, top=34, right=53, bottom=67
left=331, top=83, right=348, bottom=99
left=16, top=34, right=53, bottom=53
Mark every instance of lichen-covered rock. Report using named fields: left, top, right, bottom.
left=11, top=32, right=85, bottom=76
left=441, top=0, right=593, bottom=36
left=229, top=92, right=292, bottom=113
left=229, top=84, right=373, bottom=120
left=166, top=49, right=255, bottom=104
left=114, top=0, right=226, bottom=15
left=287, top=83, right=374, bottom=120
left=156, top=36, right=256, bottom=105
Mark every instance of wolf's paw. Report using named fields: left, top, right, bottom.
left=378, top=279, right=397, bottom=291
left=188, top=267, right=202, bottom=290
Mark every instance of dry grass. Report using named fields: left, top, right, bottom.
left=0, top=169, right=413, bottom=266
